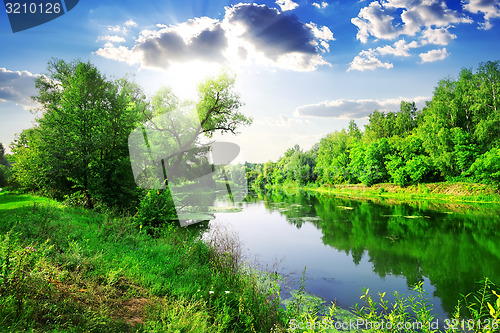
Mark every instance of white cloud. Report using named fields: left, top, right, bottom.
left=348, top=49, right=394, bottom=71
left=352, top=0, right=472, bottom=43
left=106, top=19, right=139, bottom=34
left=399, top=1, right=472, bottom=35
left=96, top=4, right=334, bottom=72
left=419, top=47, right=449, bottom=63
left=306, top=23, right=335, bottom=52
left=420, top=26, right=457, bottom=45
left=348, top=39, right=419, bottom=71
left=97, top=35, right=126, bottom=43
left=276, top=0, right=299, bottom=11
left=124, top=19, right=138, bottom=27
left=0, top=68, right=40, bottom=110
left=463, top=0, right=500, bottom=30
left=351, top=1, right=400, bottom=43
left=376, top=39, right=419, bottom=56
left=307, top=23, right=334, bottom=41
left=312, top=2, right=329, bottom=9
left=107, top=25, right=126, bottom=34
left=95, top=45, right=140, bottom=65
left=295, top=96, right=429, bottom=118
left=349, top=1, right=472, bottom=68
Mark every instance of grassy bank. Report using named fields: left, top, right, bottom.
left=0, top=190, right=286, bottom=332
left=1, top=190, right=499, bottom=332
left=302, top=182, right=500, bottom=204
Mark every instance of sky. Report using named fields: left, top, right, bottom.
left=1, top=0, right=499, bottom=162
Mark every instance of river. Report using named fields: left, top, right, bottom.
left=205, top=188, right=500, bottom=322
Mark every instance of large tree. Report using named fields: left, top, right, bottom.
left=136, top=71, right=252, bottom=186
left=12, top=59, right=146, bottom=209
left=128, top=71, right=252, bottom=226
left=417, top=61, right=500, bottom=179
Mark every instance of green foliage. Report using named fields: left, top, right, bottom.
left=467, top=147, right=500, bottom=190
left=136, top=189, right=178, bottom=233
left=362, top=138, right=391, bottom=186
left=0, top=143, right=11, bottom=187
left=454, top=278, right=500, bottom=332
left=0, top=193, right=288, bottom=332
left=196, top=70, right=252, bottom=138
left=418, top=61, right=500, bottom=179
left=352, top=281, right=500, bottom=333
left=353, top=283, right=434, bottom=332
left=386, top=154, right=409, bottom=186
left=314, top=131, right=351, bottom=184
left=250, top=61, right=500, bottom=190
left=11, top=59, right=146, bottom=210
left=365, top=110, right=397, bottom=141
left=286, top=280, right=500, bottom=333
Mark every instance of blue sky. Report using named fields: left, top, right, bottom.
left=1, top=0, right=499, bottom=162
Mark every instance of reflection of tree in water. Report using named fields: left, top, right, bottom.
left=256, top=189, right=320, bottom=228
left=260, top=189, right=500, bottom=316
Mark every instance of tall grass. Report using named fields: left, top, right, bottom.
left=0, top=191, right=287, bottom=332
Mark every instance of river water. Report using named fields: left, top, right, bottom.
left=205, top=189, right=500, bottom=322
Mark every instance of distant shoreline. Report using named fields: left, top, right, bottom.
left=280, top=182, right=500, bottom=204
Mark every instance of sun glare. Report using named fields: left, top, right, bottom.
left=165, top=61, right=224, bottom=100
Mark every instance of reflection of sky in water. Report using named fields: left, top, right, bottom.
left=209, top=200, right=447, bottom=320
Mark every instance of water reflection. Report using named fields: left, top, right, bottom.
left=211, top=189, right=500, bottom=318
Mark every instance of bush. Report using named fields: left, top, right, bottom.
left=467, top=147, right=500, bottom=191
left=136, top=189, right=178, bottom=233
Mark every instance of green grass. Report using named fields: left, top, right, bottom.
left=2, top=190, right=498, bottom=332
left=0, top=191, right=287, bottom=332
left=0, top=190, right=57, bottom=211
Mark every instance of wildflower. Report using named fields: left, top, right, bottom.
left=225, top=291, right=230, bottom=294
left=209, top=291, right=214, bottom=294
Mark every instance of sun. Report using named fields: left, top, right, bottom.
left=164, top=61, right=225, bottom=100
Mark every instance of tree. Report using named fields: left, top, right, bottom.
left=417, top=62, right=500, bottom=179
left=138, top=71, right=252, bottom=185
left=348, top=120, right=362, bottom=141
left=12, top=59, right=146, bottom=209
left=315, top=130, right=351, bottom=184
left=395, top=101, right=418, bottom=137
left=467, top=147, right=500, bottom=195
left=472, top=61, right=500, bottom=151
left=196, top=71, right=251, bottom=137
left=365, top=110, right=397, bottom=141
left=0, top=143, right=7, bottom=166
left=0, top=143, right=9, bottom=187
left=361, top=138, right=391, bottom=186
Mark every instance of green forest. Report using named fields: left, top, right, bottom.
left=248, top=61, right=500, bottom=195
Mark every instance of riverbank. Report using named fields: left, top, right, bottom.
left=2, top=190, right=498, bottom=332
left=302, top=182, right=500, bottom=204
left=0, top=190, right=286, bottom=332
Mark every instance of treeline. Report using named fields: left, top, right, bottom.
left=249, top=60, right=500, bottom=191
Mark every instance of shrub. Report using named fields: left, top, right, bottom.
left=467, top=147, right=500, bottom=192
left=136, top=189, right=178, bottom=233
